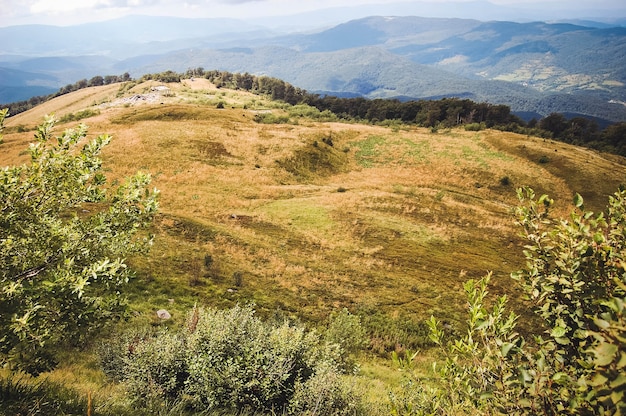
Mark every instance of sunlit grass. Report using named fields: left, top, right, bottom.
left=2, top=79, right=626, bottom=413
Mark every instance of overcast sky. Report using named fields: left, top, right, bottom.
left=1, top=0, right=625, bottom=27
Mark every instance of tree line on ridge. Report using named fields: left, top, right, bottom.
left=3, top=68, right=625, bottom=157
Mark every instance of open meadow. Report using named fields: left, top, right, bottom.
left=2, top=78, right=626, bottom=413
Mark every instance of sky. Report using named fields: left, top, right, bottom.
left=1, top=0, right=625, bottom=27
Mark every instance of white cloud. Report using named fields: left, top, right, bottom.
left=1, top=0, right=624, bottom=27
left=31, top=0, right=102, bottom=13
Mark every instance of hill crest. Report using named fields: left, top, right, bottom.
left=2, top=14, right=625, bottom=122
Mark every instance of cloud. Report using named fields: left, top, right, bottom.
left=2, top=0, right=625, bottom=27
left=31, top=0, right=96, bottom=13
left=217, top=0, right=265, bottom=3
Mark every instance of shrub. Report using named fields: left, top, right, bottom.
left=289, top=362, right=363, bottom=415
left=398, top=187, right=626, bottom=415
left=0, top=112, right=158, bottom=375
left=253, top=112, right=290, bottom=124
left=58, top=108, right=100, bottom=123
left=464, top=122, right=485, bottom=131
left=324, top=309, right=367, bottom=372
left=0, top=108, right=5, bottom=143
left=101, top=304, right=363, bottom=415
left=124, top=330, right=188, bottom=406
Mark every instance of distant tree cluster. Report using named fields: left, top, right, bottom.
left=537, top=112, right=626, bottom=156
left=140, top=70, right=181, bottom=83
left=302, top=95, right=521, bottom=128
left=191, top=69, right=625, bottom=154
left=199, top=69, right=309, bottom=105
left=2, top=72, right=131, bottom=116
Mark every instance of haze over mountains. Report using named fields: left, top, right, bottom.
left=2, top=2, right=626, bottom=124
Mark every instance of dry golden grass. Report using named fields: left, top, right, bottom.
left=3, top=81, right=626, bottom=329
left=4, top=83, right=626, bottom=409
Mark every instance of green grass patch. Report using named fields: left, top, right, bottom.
left=0, top=373, right=90, bottom=416
left=400, top=137, right=430, bottom=164
left=260, top=198, right=336, bottom=234
left=352, top=135, right=387, bottom=167
left=111, top=105, right=213, bottom=124
left=58, top=109, right=100, bottom=123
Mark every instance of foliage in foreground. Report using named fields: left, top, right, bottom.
left=391, top=188, right=626, bottom=415
left=0, top=373, right=89, bottom=416
left=0, top=110, right=159, bottom=375
left=99, top=305, right=365, bottom=415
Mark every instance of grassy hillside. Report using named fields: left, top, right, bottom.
left=2, top=79, right=626, bottom=411
left=4, top=77, right=625, bottom=324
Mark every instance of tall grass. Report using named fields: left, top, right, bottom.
left=0, top=373, right=89, bottom=416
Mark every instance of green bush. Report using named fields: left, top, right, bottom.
left=464, top=122, right=485, bottom=131
left=58, top=108, right=100, bottom=123
left=253, top=112, right=290, bottom=124
left=538, top=155, right=550, bottom=164
left=288, top=104, right=338, bottom=122
left=499, top=175, right=511, bottom=186
left=324, top=308, right=367, bottom=372
left=289, top=362, right=364, bottom=415
left=397, top=187, right=626, bottom=415
left=0, top=112, right=158, bottom=375
left=126, top=331, right=188, bottom=406
left=101, top=304, right=363, bottom=415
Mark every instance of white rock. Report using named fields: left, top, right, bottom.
left=156, top=309, right=171, bottom=320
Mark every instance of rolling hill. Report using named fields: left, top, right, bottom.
left=2, top=78, right=625, bottom=324
left=2, top=77, right=626, bottom=413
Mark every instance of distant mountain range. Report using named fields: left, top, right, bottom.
left=2, top=13, right=625, bottom=123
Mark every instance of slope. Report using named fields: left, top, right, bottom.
left=2, top=79, right=625, bottom=340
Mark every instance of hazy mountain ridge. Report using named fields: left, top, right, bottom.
left=1, top=14, right=625, bottom=122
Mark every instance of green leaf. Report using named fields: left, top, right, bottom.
left=552, top=372, right=569, bottom=384
left=610, top=389, right=624, bottom=405
left=555, top=336, right=571, bottom=345
left=589, top=372, right=609, bottom=387
left=617, top=351, right=626, bottom=370
left=573, top=193, right=584, bottom=208
left=610, top=374, right=626, bottom=389
left=593, top=318, right=611, bottom=330
left=594, top=343, right=618, bottom=366
left=500, top=342, right=515, bottom=357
